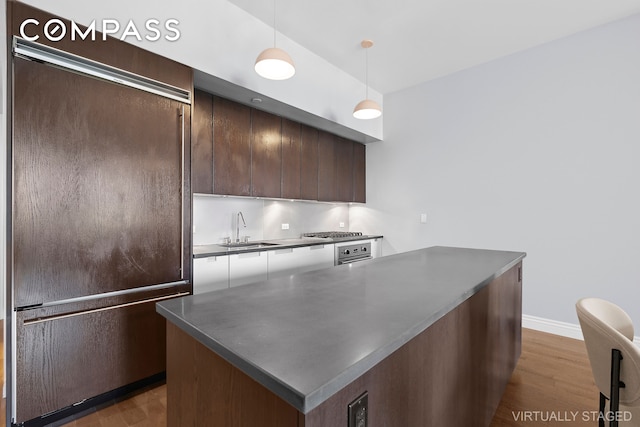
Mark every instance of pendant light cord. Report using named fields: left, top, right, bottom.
left=365, top=46, right=369, bottom=99
left=273, top=0, right=277, bottom=47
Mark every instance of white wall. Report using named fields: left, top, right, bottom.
left=354, top=13, right=640, bottom=325
left=18, top=0, right=382, bottom=140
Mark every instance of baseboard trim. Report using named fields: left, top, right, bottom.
left=522, top=314, right=640, bottom=345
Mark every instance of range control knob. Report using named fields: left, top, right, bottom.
left=343, top=249, right=350, bottom=255
left=361, top=247, right=368, bottom=252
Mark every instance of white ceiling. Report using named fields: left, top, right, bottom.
left=229, top=0, right=640, bottom=94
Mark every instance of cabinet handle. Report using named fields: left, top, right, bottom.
left=238, top=252, right=261, bottom=259
left=274, top=248, right=293, bottom=255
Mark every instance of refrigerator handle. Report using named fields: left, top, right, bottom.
left=16, top=280, right=189, bottom=312
left=180, top=104, right=185, bottom=280
left=22, top=291, right=190, bottom=326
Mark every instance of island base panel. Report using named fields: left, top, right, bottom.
left=166, top=322, right=302, bottom=427
left=166, top=262, right=521, bottom=427
left=304, top=262, right=522, bottom=426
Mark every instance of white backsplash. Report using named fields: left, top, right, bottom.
left=193, top=195, right=350, bottom=245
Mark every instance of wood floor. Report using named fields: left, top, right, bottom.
left=1, top=328, right=599, bottom=426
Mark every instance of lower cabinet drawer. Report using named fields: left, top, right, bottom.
left=193, top=256, right=229, bottom=294
left=229, top=251, right=268, bottom=288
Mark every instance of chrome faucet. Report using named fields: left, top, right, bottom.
left=236, top=211, right=247, bottom=243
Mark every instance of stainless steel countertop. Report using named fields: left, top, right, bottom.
left=193, top=235, right=383, bottom=258
left=157, top=246, right=526, bottom=414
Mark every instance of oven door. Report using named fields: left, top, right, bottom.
left=337, top=255, right=373, bottom=265
left=334, top=241, right=373, bottom=266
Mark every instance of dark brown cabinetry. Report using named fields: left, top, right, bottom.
left=8, top=2, right=192, bottom=425
left=353, top=142, right=366, bottom=203
left=213, top=96, right=252, bottom=196
left=282, top=119, right=302, bottom=200
left=192, top=90, right=214, bottom=194
left=191, top=94, right=366, bottom=203
left=317, top=131, right=337, bottom=202
left=300, top=124, right=319, bottom=201
left=251, top=109, right=282, bottom=198
left=335, top=137, right=354, bottom=202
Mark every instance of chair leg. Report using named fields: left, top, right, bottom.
left=609, top=349, right=625, bottom=427
left=599, top=392, right=606, bottom=427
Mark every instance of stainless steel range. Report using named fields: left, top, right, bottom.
left=302, top=231, right=364, bottom=240
left=335, top=241, right=372, bottom=265
left=302, top=231, right=374, bottom=265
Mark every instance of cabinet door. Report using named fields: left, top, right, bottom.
left=268, top=246, right=335, bottom=280
left=300, top=125, right=319, bottom=200
left=193, top=256, right=229, bottom=294
left=335, top=138, right=354, bottom=202
left=370, top=238, right=382, bottom=258
left=213, top=96, right=251, bottom=196
left=267, top=248, right=298, bottom=280
left=353, top=142, right=366, bottom=203
left=229, top=252, right=268, bottom=287
left=318, top=130, right=337, bottom=202
left=16, top=298, right=166, bottom=423
left=281, top=118, right=301, bottom=200
left=13, top=57, right=186, bottom=307
left=192, top=90, right=214, bottom=194
left=251, top=109, right=282, bottom=197
left=298, top=245, right=335, bottom=274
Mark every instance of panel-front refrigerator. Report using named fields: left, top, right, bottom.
left=8, top=36, right=191, bottom=426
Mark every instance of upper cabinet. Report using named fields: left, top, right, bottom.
left=192, top=91, right=366, bottom=203
left=192, top=91, right=214, bottom=194
left=317, top=130, right=337, bottom=202
left=251, top=109, right=282, bottom=198
left=300, top=125, right=319, bottom=201
left=353, top=142, right=366, bottom=203
left=282, top=119, right=302, bottom=200
left=213, top=97, right=252, bottom=196
left=335, top=137, right=354, bottom=202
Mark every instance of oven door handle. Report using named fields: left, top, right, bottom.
left=338, top=256, right=373, bottom=265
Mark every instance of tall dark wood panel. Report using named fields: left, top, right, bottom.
left=317, top=130, right=337, bottom=202
left=192, top=90, right=214, bottom=194
left=300, top=125, right=319, bottom=201
left=12, top=54, right=191, bottom=424
left=335, top=138, right=354, bottom=202
left=12, top=57, right=185, bottom=307
left=353, top=142, right=366, bottom=203
left=213, top=96, right=252, bottom=196
left=9, top=2, right=193, bottom=424
left=251, top=109, right=282, bottom=198
left=281, top=118, right=301, bottom=200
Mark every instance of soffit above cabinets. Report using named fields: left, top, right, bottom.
left=229, top=0, right=640, bottom=94
left=194, top=69, right=381, bottom=144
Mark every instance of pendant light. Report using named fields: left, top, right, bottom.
left=353, top=40, right=382, bottom=120
left=255, top=0, right=295, bottom=80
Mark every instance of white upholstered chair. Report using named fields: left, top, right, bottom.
left=576, top=298, right=640, bottom=427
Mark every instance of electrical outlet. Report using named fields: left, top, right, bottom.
left=339, top=222, right=345, bottom=228
left=420, top=213, right=427, bottom=224
left=281, top=223, right=290, bottom=230
left=348, top=392, right=368, bottom=427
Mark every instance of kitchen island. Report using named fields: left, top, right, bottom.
left=157, top=246, right=525, bottom=426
